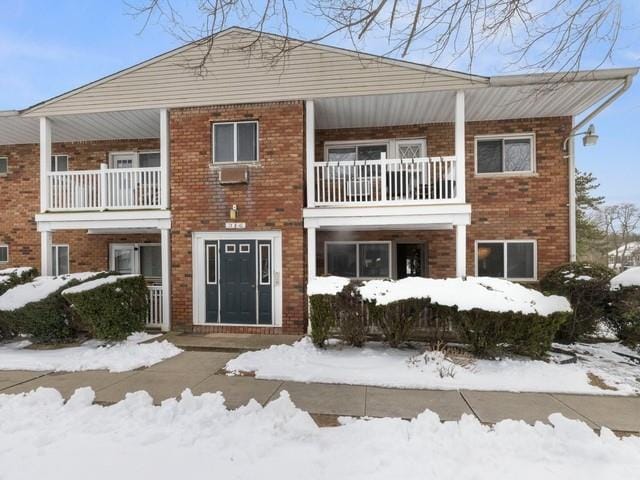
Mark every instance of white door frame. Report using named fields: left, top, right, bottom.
left=192, top=231, right=283, bottom=327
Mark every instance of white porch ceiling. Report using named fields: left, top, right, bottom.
left=0, top=109, right=160, bottom=145
left=314, top=77, right=625, bottom=129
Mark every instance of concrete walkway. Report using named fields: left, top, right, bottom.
left=1, top=351, right=639, bottom=435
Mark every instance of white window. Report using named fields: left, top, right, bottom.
left=110, top=243, right=161, bottom=280
left=325, top=143, right=388, bottom=162
left=213, top=121, right=258, bottom=163
left=475, top=134, right=535, bottom=174
left=109, top=151, right=160, bottom=169
left=0, top=245, right=8, bottom=263
left=50, top=155, right=68, bottom=172
left=0, top=156, right=8, bottom=175
left=475, top=240, right=537, bottom=281
left=51, top=245, right=69, bottom=276
left=325, top=241, right=391, bottom=279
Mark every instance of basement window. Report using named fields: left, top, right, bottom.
left=0, top=245, right=7, bottom=263
left=475, top=135, right=534, bottom=174
left=213, top=121, right=258, bottom=163
left=476, top=240, right=536, bottom=280
left=0, top=156, right=7, bottom=175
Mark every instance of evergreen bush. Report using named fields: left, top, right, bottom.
left=540, top=262, right=614, bottom=342
left=0, top=268, right=37, bottom=296
left=335, top=282, right=368, bottom=347
left=368, top=298, right=427, bottom=347
left=308, top=294, right=336, bottom=348
left=607, top=286, right=640, bottom=349
left=63, top=275, right=148, bottom=341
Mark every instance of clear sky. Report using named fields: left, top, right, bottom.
left=1, top=0, right=638, bottom=204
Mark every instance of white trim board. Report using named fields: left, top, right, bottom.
left=192, top=231, right=283, bottom=327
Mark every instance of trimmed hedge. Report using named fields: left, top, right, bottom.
left=607, top=286, right=640, bottom=349
left=368, top=298, right=427, bottom=347
left=0, top=268, right=37, bottom=296
left=309, top=294, right=336, bottom=347
left=540, top=262, right=615, bottom=343
left=63, top=275, right=148, bottom=341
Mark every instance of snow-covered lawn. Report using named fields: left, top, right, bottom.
left=226, top=337, right=639, bottom=395
left=0, top=387, right=638, bottom=480
left=0, top=333, right=182, bottom=373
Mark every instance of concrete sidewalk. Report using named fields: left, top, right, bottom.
left=1, top=351, right=639, bottom=435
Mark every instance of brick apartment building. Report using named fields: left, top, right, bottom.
left=0, top=28, right=636, bottom=334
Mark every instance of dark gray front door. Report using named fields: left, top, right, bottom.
left=219, top=240, right=257, bottom=324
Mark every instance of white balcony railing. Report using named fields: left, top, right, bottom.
left=313, top=156, right=458, bottom=206
left=147, top=284, right=163, bottom=329
left=47, top=166, right=162, bottom=211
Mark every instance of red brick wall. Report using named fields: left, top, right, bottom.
left=316, top=117, right=572, bottom=279
left=0, top=139, right=159, bottom=272
left=169, top=101, right=306, bottom=334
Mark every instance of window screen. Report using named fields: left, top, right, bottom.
left=476, top=140, right=503, bottom=173
left=507, top=243, right=535, bottom=279
left=326, top=243, right=357, bottom=277
left=214, top=124, right=235, bottom=162
left=139, top=152, right=161, bottom=168
left=140, top=245, right=162, bottom=278
left=237, top=123, right=257, bottom=162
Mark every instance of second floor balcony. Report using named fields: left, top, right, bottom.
left=46, top=165, right=163, bottom=211
left=313, top=155, right=458, bottom=206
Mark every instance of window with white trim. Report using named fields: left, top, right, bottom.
left=213, top=121, right=258, bottom=163
left=476, top=240, right=536, bottom=280
left=0, top=156, right=8, bottom=175
left=50, top=155, right=69, bottom=172
left=326, top=242, right=391, bottom=278
left=476, top=135, right=534, bottom=174
left=0, top=245, right=8, bottom=263
left=51, top=245, right=69, bottom=276
left=326, top=143, right=388, bottom=162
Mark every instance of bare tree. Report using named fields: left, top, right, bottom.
left=599, top=203, right=640, bottom=270
left=127, top=0, right=624, bottom=75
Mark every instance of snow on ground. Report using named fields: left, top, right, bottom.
left=226, top=337, right=639, bottom=395
left=0, top=387, right=638, bottom=480
left=61, top=274, right=140, bottom=295
left=357, top=276, right=571, bottom=316
left=611, top=267, right=640, bottom=289
left=0, top=272, right=102, bottom=311
left=0, top=332, right=181, bottom=373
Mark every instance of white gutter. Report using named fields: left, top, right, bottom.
left=564, top=74, right=635, bottom=262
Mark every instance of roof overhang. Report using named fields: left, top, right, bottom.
left=0, top=109, right=160, bottom=145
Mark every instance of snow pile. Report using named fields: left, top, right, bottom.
left=610, top=267, right=640, bottom=289
left=0, top=387, right=638, bottom=480
left=0, top=332, right=181, bottom=373
left=62, top=274, right=140, bottom=295
left=357, top=276, right=571, bottom=317
left=307, top=276, right=350, bottom=295
left=226, top=338, right=638, bottom=395
left=0, top=272, right=103, bottom=311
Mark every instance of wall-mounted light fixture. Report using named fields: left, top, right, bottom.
left=563, top=123, right=599, bottom=151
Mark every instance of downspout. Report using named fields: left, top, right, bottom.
left=564, top=74, right=634, bottom=262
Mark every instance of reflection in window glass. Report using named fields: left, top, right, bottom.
left=139, top=152, right=161, bottom=168
left=507, top=243, right=534, bottom=278
left=357, top=145, right=387, bottom=161
left=260, top=244, right=270, bottom=285
left=327, top=147, right=356, bottom=162
left=140, top=245, right=162, bottom=278
left=477, top=242, right=505, bottom=277
left=237, top=123, right=257, bottom=161
left=206, top=244, right=217, bottom=284
left=326, top=243, right=357, bottom=277
left=359, top=243, right=390, bottom=277
left=476, top=140, right=503, bottom=173
left=214, top=124, right=235, bottom=162
left=504, top=139, right=531, bottom=172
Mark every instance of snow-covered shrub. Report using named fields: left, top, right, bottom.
left=540, top=262, right=615, bottom=342
left=368, top=298, right=426, bottom=347
left=0, top=273, right=106, bottom=343
left=0, top=267, right=37, bottom=296
left=607, top=269, right=640, bottom=349
left=62, top=275, right=148, bottom=341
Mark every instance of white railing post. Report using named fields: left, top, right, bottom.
left=160, top=227, right=171, bottom=332
left=99, top=164, right=108, bottom=210
left=160, top=108, right=170, bottom=210
left=305, top=100, right=316, bottom=208
left=455, top=90, right=466, bottom=203
left=39, top=117, right=52, bottom=213
left=380, top=151, right=388, bottom=201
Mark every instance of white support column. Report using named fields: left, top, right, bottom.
left=455, top=224, right=467, bottom=278
left=306, top=226, right=316, bottom=335
left=305, top=100, right=316, bottom=208
left=160, top=108, right=170, bottom=210
left=160, top=227, right=171, bottom=332
left=39, top=117, right=52, bottom=213
left=455, top=91, right=466, bottom=203
left=40, top=230, right=52, bottom=276
left=568, top=134, right=577, bottom=262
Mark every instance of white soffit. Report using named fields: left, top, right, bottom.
left=314, top=76, right=629, bottom=129
left=0, top=109, right=160, bottom=145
